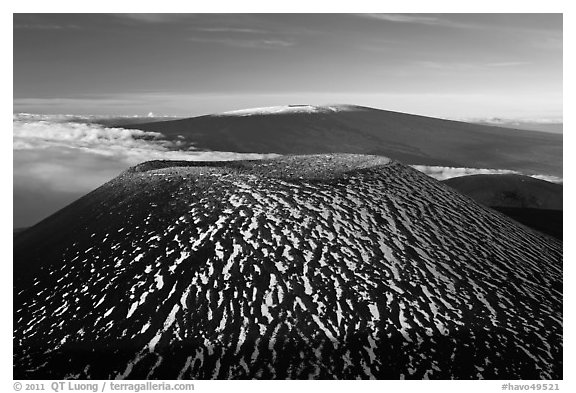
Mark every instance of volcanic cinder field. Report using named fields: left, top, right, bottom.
left=13, top=12, right=564, bottom=383
left=14, top=153, right=562, bottom=380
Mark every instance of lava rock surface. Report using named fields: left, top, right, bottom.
left=14, top=154, right=562, bottom=380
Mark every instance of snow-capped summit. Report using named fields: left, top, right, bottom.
left=216, top=104, right=360, bottom=117
left=121, top=105, right=562, bottom=178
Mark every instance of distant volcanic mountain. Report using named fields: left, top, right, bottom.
left=14, top=154, right=562, bottom=380
left=121, top=105, right=562, bottom=177
left=443, top=174, right=563, bottom=240
left=443, top=174, right=562, bottom=210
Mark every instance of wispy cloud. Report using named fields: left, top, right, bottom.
left=361, top=14, right=441, bottom=24
left=358, top=14, right=479, bottom=29
left=112, top=13, right=192, bottom=24
left=194, top=27, right=270, bottom=34
left=188, top=36, right=294, bottom=49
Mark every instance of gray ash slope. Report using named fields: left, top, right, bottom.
left=14, top=154, right=562, bottom=380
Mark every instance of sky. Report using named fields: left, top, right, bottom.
left=14, top=13, right=562, bottom=120
left=12, top=13, right=564, bottom=228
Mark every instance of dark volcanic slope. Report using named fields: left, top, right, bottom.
left=443, top=174, right=563, bottom=240
left=14, top=154, right=562, bottom=380
left=122, top=105, right=562, bottom=177
left=442, top=174, right=562, bottom=210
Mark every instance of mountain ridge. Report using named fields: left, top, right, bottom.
left=120, top=105, right=562, bottom=177
left=443, top=174, right=562, bottom=210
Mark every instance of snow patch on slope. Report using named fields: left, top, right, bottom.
left=216, top=105, right=357, bottom=117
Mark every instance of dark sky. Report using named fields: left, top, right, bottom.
left=13, top=13, right=562, bottom=119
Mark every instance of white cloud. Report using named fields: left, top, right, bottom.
left=187, top=36, right=294, bottom=49
left=412, top=165, right=517, bottom=180
left=112, top=14, right=191, bottom=24
left=194, top=27, right=270, bottom=34
left=13, top=112, right=175, bottom=124
left=14, top=113, right=95, bottom=123
left=13, top=118, right=166, bottom=151
left=357, top=14, right=479, bottom=29
left=13, top=114, right=280, bottom=164
left=529, top=174, right=564, bottom=184
left=359, top=14, right=445, bottom=25
left=13, top=115, right=281, bottom=227
left=13, top=114, right=278, bottom=193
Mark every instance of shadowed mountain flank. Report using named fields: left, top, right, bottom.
left=121, top=105, right=562, bottom=177
left=14, top=154, right=562, bottom=380
left=443, top=174, right=562, bottom=239
left=442, top=174, right=562, bottom=210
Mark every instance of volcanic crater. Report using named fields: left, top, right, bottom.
left=14, top=154, right=562, bottom=380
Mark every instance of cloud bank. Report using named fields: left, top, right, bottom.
left=14, top=113, right=279, bottom=166
left=13, top=114, right=279, bottom=227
